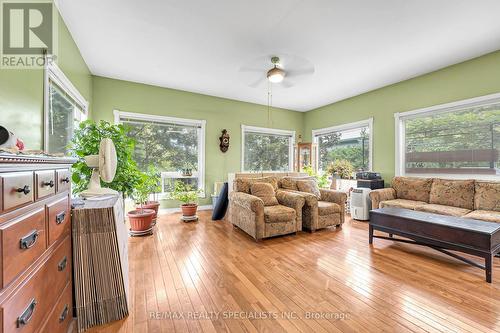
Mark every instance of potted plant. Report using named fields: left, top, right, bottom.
left=129, top=181, right=155, bottom=232
left=303, top=165, right=330, bottom=189
left=327, top=159, right=355, bottom=190
left=169, top=181, right=200, bottom=218
left=138, top=166, right=162, bottom=224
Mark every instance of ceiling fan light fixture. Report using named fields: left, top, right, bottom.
left=267, top=67, right=285, bottom=83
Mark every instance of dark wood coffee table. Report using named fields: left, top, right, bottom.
left=369, top=208, right=500, bottom=283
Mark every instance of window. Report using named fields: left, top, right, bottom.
left=312, top=119, right=373, bottom=172
left=44, top=62, right=88, bottom=154
left=395, top=94, right=500, bottom=179
left=114, top=111, right=205, bottom=195
left=241, top=125, right=295, bottom=172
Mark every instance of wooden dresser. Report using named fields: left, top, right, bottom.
left=0, top=154, right=75, bottom=333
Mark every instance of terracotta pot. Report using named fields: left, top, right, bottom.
left=181, top=204, right=198, bottom=217
left=128, top=209, right=155, bottom=231
left=141, top=201, right=160, bottom=221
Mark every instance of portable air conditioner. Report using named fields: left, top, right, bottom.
left=350, top=187, right=372, bottom=221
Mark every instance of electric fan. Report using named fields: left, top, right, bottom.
left=80, top=138, right=119, bottom=197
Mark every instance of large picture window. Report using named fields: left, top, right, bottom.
left=312, top=119, right=373, bottom=172
left=115, top=111, right=205, bottom=195
left=241, top=125, right=295, bottom=172
left=395, top=94, right=500, bottom=178
left=44, top=63, right=88, bottom=154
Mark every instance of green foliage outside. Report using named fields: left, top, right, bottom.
left=169, top=181, right=200, bottom=204
left=244, top=132, right=290, bottom=171
left=70, top=120, right=143, bottom=197
left=302, top=165, right=329, bottom=188
left=318, top=128, right=369, bottom=171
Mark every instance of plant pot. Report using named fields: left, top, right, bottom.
left=141, top=201, right=160, bottom=222
left=181, top=203, right=198, bottom=217
left=128, top=209, right=155, bottom=231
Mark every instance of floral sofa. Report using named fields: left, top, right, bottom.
left=229, top=176, right=305, bottom=241
left=370, top=177, right=500, bottom=223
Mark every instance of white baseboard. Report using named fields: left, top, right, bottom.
left=159, top=205, right=213, bottom=214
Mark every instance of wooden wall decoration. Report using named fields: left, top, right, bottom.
left=219, top=129, right=230, bottom=153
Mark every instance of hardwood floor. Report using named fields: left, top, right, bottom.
left=87, top=210, right=500, bottom=333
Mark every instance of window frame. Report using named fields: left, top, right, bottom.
left=43, top=61, right=89, bottom=152
left=241, top=125, right=296, bottom=172
left=113, top=110, right=206, bottom=197
left=394, top=92, right=500, bottom=180
left=312, top=118, right=373, bottom=172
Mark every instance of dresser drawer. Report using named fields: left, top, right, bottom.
left=55, top=170, right=71, bottom=194
left=35, top=171, right=56, bottom=200
left=0, top=208, right=46, bottom=289
left=1, top=236, right=71, bottom=333
left=46, top=196, right=70, bottom=246
left=39, top=282, right=72, bottom=333
left=1, top=172, right=34, bottom=212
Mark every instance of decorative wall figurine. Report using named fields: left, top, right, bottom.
left=0, top=126, right=24, bottom=151
left=219, top=129, right=230, bottom=153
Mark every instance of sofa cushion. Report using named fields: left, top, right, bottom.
left=318, top=201, right=341, bottom=216
left=391, top=177, right=433, bottom=202
left=296, top=179, right=321, bottom=199
left=474, top=181, right=500, bottom=212
left=379, top=199, right=427, bottom=210
left=250, top=183, right=278, bottom=206
left=429, top=179, right=475, bottom=210
left=415, top=204, right=471, bottom=217
left=279, top=176, right=314, bottom=191
left=234, top=176, right=278, bottom=194
left=264, top=205, right=296, bottom=223
left=463, top=210, right=500, bottom=223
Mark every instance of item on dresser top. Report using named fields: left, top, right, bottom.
left=72, top=195, right=129, bottom=332
left=0, top=155, right=75, bottom=333
left=80, top=138, right=119, bottom=197
left=0, top=126, right=24, bottom=150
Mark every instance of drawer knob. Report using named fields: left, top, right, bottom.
left=56, top=211, right=66, bottom=224
left=17, top=298, right=37, bottom=328
left=16, top=185, right=31, bottom=195
left=59, top=304, right=69, bottom=323
left=43, top=180, right=55, bottom=188
left=61, top=177, right=70, bottom=184
left=20, top=230, right=39, bottom=249
left=58, top=256, right=67, bottom=271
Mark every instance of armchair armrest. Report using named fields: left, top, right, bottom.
left=276, top=190, right=305, bottom=231
left=369, top=188, right=396, bottom=209
left=229, top=192, right=264, bottom=213
left=319, top=189, right=347, bottom=205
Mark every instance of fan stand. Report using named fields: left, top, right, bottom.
left=80, top=168, right=119, bottom=198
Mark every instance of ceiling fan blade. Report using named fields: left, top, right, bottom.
left=249, top=77, right=265, bottom=88
left=286, top=67, right=315, bottom=78
left=239, top=66, right=264, bottom=73
left=280, top=80, right=294, bottom=88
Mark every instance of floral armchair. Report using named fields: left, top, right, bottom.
left=229, top=177, right=305, bottom=241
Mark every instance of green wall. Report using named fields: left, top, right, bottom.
left=0, top=5, right=92, bottom=150
left=303, top=50, right=500, bottom=182
left=91, top=76, right=304, bottom=207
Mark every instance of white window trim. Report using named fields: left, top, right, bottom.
left=394, top=92, right=500, bottom=180
left=113, top=110, right=206, bottom=198
left=43, top=61, right=89, bottom=151
left=241, top=125, right=296, bottom=172
left=312, top=118, right=374, bottom=171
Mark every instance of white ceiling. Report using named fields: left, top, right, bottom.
left=56, top=0, right=500, bottom=112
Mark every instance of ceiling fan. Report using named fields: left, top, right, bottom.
left=239, top=54, right=315, bottom=88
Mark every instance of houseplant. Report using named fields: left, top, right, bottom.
left=327, top=159, right=354, bottom=180
left=129, top=181, right=155, bottom=232
left=137, top=166, right=162, bottom=224
left=303, top=165, right=329, bottom=188
left=70, top=120, right=142, bottom=198
left=169, top=181, right=200, bottom=217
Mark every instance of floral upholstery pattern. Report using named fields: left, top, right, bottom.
left=463, top=210, right=500, bottom=223
left=234, top=176, right=278, bottom=194
left=264, top=205, right=296, bottom=223
left=318, top=201, right=341, bottom=215
left=369, top=188, right=396, bottom=209
left=250, top=182, right=278, bottom=206
left=392, top=177, right=433, bottom=202
left=296, top=179, right=321, bottom=199
left=415, top=204, right=471, bottom=217
left=279, top=176, right=315, bottom=191
left=429, top=179, right=475, bottom=210
left=474, top=181, right=500, bottom=212
left=264, top=221, right=297, bottom=238
left=380, top=199, right=427, bottom=210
